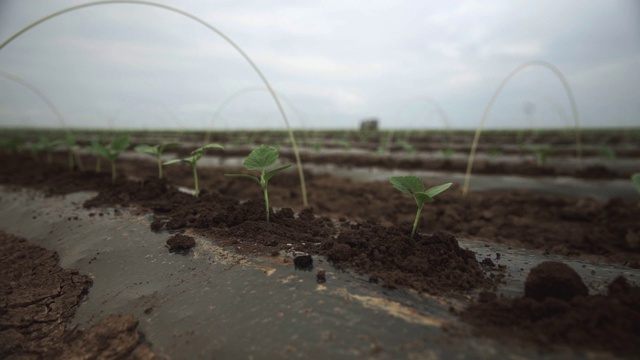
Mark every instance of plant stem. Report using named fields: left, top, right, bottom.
left=193, top=165, right=199, bottom=197
left=411, top=204, right=424, bottom=238
left=157, top=154, right=163, bottom=179
left=110, top=160, right=116, bottom=183
left=263, top=185, right=270, bottom=222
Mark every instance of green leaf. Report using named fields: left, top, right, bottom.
left=134, top=144, right=158, bottom=154
left=244, top=145, right=279, bottom=171
left=224, top=173, right=261, bottom=185
left=389, top=176, right=425, bottom=195
left=92, top=144, right=112, bottom=159
left=163, top=158, right=185, bottom=166
left=264, top=164, right=292, bottom=182
left=194, top=143, right=224, bottom=154
left=159, top=142, right=179, bottom=152
left=424, top=182, right=453, bottom=198
left=414, top=192, right=434, bottom=206
left=632, top=173, right=640, bottom=194
left=110, top=135, right=130, bottom=152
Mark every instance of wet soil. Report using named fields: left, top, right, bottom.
left=0, top=230, right=158, bottom=359
left=1, top=149, right=640, bottom=357
left=461, top=261, right=640, bottom=357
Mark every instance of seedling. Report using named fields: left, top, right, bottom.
left=1, top=138, right=23, bottom=155
left=59, top=134, right=78, bottom=171
left=30, top=135, right=60, bottom=163
left=88, top=139, right=103, bottom=172
left=389, top=176, right=452, bottom=238
left=632, top=173, right=640, bottom=195
left=401, top=141, right=415, bottom=154
left=529, top=147, right=553, bottom=166
left=135, top=142, right=179, bottom=179
left=164, top=143, right=224, bottom=197
left=92, top=135, right=131, bottom=183
left=598, top=147, right=616, bottom=159
left=225, top=145, right=291, bottom=222
left=441, top=148, right=454, bottom=159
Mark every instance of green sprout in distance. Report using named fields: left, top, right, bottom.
left=92, top=135, right=131, bottom=183
left=225, top=145, right=291, bottom=222
left=529, top=146, right=553, bottom=166
left=389, top=176, right=452, bottom=238
left=59, top=133, right=78, bottom=171
left=164, top=143, right=224, bottom=197
left=30, top=135, right=60, bottom=164
left=632, top=173, right=640, bottom=195
left=135, top=142, right=179, bottom=179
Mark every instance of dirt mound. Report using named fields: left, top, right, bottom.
left=461, top=262, right=640, bottom=357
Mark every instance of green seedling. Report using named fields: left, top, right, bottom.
left=92, top=135, right=131, bottom=183
left=441, top=148, right=454, bottom=159
left=225, top=145, right=291, bottom=222
left=530, top=147, right=553, bottom=166
left=632, top=173, right=640, bottom=195
left=30, top=135, right=60, bottom=163
left=389, top=176, right=452, bottom=238
left=598, top=147, right=616, bottom=159
left=401, top=141, right=415, bottom=154
left=0, top=138, right=23, bottom=155
left=59, top=134, right=78, bottom=171
left=164, top=143, right=224, bottom=197
left=135, top=142, right=179, bottom=179
left=88, top=139, right=103, bottom=172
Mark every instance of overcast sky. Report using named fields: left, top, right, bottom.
left=0, top=0, right=638, bottom=130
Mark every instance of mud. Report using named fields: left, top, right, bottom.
left=0, top=231, right=157, bottom=359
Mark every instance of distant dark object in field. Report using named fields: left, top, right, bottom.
left=359, top=118, right=379, bottom=132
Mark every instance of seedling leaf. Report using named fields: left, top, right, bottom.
left=390, top=176, right=425, bottom=195
left=632, top=173, right=640, bottom=194
left=111, top=135, right=130, bottom=153
left=244, top=145, right=278, bottom=170
left=424, top=182, right=453, bottom=198
left=134, top=144, right=157, bottom=154
left=414, top=192, right=434, bottom=204
left=264, top=164, right=292, bottom=182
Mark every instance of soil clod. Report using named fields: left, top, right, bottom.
left=166, top=234, right=196, bottom=252
left=524, top=261, right=588, bottom=301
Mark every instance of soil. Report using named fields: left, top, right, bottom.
left=1, top=141, right=639, bottom=357
left=460, top=261, right=640, bottom=357
left=0, top=230, right=158, bottom=359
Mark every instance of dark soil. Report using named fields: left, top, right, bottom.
left=0, top=230, right=158, bottom=359
left=166, top=234, right=196, bottom=252
left=461, top=261, right=640, bottom=357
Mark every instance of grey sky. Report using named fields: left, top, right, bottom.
left=0, top=0, right=638, bottom=130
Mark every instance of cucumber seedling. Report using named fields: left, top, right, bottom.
left=632, top=173, right=640, bottom=195
left=30, top=135, right=60, bottom=164
left=59, top=133, right=79, bottom=171
left=135, top=142, right=179, bottom=179
left=529, top=146, right=553, bottom=166
left=389, top=176, right=452, bottom=238
left=164, top=143, right=224, bottom=197
left=92, top=135, right=131, bottom=183
left=225, top=145, right=291, bottom=222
